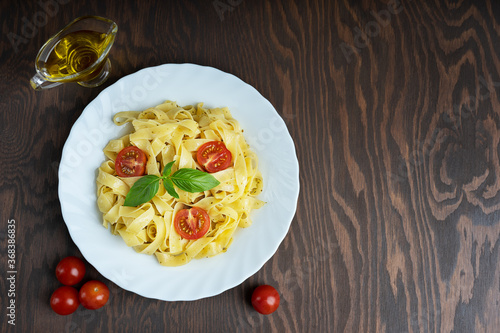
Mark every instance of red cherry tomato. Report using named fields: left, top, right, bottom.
left=251, top=285, right=280, bottom=315
left=115, top=146, right=147, bottom=177
left=196, top=141, right=232, bottom=173
left=55, top=256, right=86, bottom=286
left=50, top=286, right=80, bottom=315
left=79, top=280, right=110, bottom=310
left=174, top=207, right=211, bottom=240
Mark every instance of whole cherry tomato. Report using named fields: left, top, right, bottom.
left=251, top=285, right=280, bottom=315
left=55, top=256, right=86, bottom=286
left=79, top=280, right=110, bottom=310
left=50, top=286, right=80, bottom=315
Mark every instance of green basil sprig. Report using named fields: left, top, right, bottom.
left=123, top=161, right=220, bottom=207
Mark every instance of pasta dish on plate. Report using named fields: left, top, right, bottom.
left=96, top=100, right=264, bottom=266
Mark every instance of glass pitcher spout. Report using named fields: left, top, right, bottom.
left=30, top=73, right=63, bottom=90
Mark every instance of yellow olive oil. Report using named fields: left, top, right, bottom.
left=42, top=30, right=110, bottom=82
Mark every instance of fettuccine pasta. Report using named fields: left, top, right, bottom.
left=96, top=101, right=264, bottom=266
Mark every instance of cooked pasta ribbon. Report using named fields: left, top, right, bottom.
left=96, top=101, right=264, bottom=266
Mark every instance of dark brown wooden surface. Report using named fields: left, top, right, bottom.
left=2, top=0, right=500, bottom=332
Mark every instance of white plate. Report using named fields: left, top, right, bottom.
left=58, top=63, right=299, bottom=301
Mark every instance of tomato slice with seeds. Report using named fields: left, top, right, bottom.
left=174, top=207, right=211, bottom=240
left=196, top=141, right=232, bottom=173
left=115, top=146, right=147, bottom=177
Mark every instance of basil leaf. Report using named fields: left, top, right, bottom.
left=162, top=160, right=175, bottom=178
left=170, top=168, right=220, bottom=193
left=123, top=175, right=160, bottom=207
left=163, top=178, right=179, bottom=199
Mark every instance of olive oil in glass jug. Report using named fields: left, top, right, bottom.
left=30, top=16, right=118, bottom=90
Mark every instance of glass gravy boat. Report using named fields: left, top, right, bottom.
left=30, top=16, right=118, bottom=90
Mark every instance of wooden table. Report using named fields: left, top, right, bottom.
left=2, top=0, right=500, bottom=332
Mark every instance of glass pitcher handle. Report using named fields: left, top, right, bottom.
left=30, top=73, right=63, bottom=90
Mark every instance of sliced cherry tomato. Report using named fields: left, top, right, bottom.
left=251, top=285, right=280, bottom=315
left=56, top=256, right=86, bottom=286
left=50, top=286, right=80, bottom=315
left=79, top=280, right=110, bottom=310
left=115, top=146, right=147, bottom=177
left=196, top=141, right=232, bottom=173
left=174, top=207, right=211, bottom=240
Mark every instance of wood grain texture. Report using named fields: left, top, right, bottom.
left=1, top=0, right=500, bottom=332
